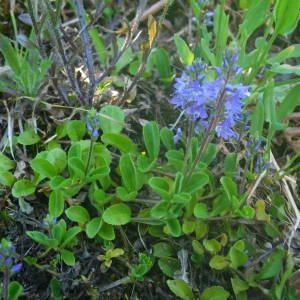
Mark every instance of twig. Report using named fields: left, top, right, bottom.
left=74, top=0, right=96, bottom=107
left=121, top=0, right=174, bottom=103
left=94, top=1, right=146, bottom=87
left=270, top=151, right=300, bottom=250
left=245, top=169, right=267, bottom=205
left=44, top=0, right=85, bottom=105
left=98, top=276, right=131, bottom=292
left=140, top=0, right=168, bottom=22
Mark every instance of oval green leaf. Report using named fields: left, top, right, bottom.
left=12, top=179, right=35, bottom=198
left=65, top=206, right=90, bottom=223
left=102, top=203, right=131, bottom=225
left=167, top=279, right=195, bottom=300
left=199, top=286, right=230, bottom=300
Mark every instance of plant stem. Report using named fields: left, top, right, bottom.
left=85, top=139, right=94, bottom=176
left=74, top=0, right=96, bottom=107
left=44, top=0, right=85, bottom=105
left=185, top=72, right=230, bottom=180
left=3, top=267, right=10, bottom=300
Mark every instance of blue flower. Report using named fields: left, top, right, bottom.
left=42, top=215, right=57, bottom=227
left=205, top=11, right=214, bottom=26
left=170, top=52, right=250, bottom=140
left=11, top=263, right=23, bottom=273
left=84, top=108, right=101, bottom=139
left=0, top=238, right=22, bottom=275
left=174, top=128, right=183, bottom=144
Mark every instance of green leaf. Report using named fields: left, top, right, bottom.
left=114, top=38, right=133, bottom=73
left=250, top=99, right=265, bottom=137
left=98, top=222, right=115, bottom=240
left=116, top=186, right=137, bottom=201
left=166, top=150, right=184, bottom=171
left=106, top=248, right=124, bottom=259
left=150, top=201, right=169, bottom=219
left=229, top=240, right=248, bottom=269
left=274, top=0, right=300, bottom=35
left=165, top=218, right=182, bottom=237
left=153, top=242, right=175, bottom=257
left=270, top=63, right=300, bottom=76
left=174, top=172, right=184, bottom=194
left=192, top=239, right=204, bottom=255
left=68, top=157, right=85, bottom=179
left=50, top=278, right=62, bottom=300
left=47, top=148, right=67, bottom=173
left=66, top=120, right=86, bottom=142
left=231, top=276, right=249, bottom=295
left=148, top=177, right=171, bottom=200
left=49, top=190, right=64, bottom=218
left=213, top=3, right=229, bottom=60
left=172, top=192, right=191, bottom=204
left=89, top=28, right=108, bottom=65
left=203, top=239, right=221, bottom=254
left=256, top=248, right=285, bottom=279
left=195, top=220, right=208, bottom=239
left=67, top=141, right=84, bottom=159
left=238, top=0, right=270, bottom=42
left=174, top=35, right=194, bottom=65
left=267, top=44, right=300, bottom=64
left=237, top=206, right=255, bottom=219
left=182, top=220, right=195, bottom=235
left=0, top=34, right=21, bottom=73
left=86, top=217, right=102, bottom=238
left=30, top=158, right=58, bottom=178
left=8, top=281, right=23, bottom=300
left=277, top=84, right=300, bottom=121
left=0, top=171, right=15, bottom=187
left=52, top=220, right=66, bottom=244
left=137, top=155, right=156, bottom=173
left=201, top=143, right=217, bottom=166
left=158, top=257, right=181, bottom=277
left=220, top=176, right=238, bottom=200
left=65, top=206, right=91, bottom=223
left=143, top=121, right=160, bottom=160
left=102, top=203, right=131, bottom=225
left=151, top=47, right=173, bottom=82
left=131, top=253, right=153, bottom=281
left=160, top=127, right=175, bottom=150
left=184, top=172, right=209, bottom=193
left=209, top=255, right=230, bottom=270
left=0, top=152, right=15, bottom=171
left=12, top=179, right=35, bottom=198
left=167, top=279, right=195, bottom=300
left=101, top=133, right=135, bottom=153
left=17, top=129, right=40, bottom=145
left=224, top=153, right=237, bottom=176
left=194, top=203, right=209, bottom=219
left=255, top=199, right=270, bottom=221
left=199, top=37, right=215, bottom=65
left=199, top=286, right=230, bottom=300
left=49, top=176, right=72, bottom=190
left=60, top=249, right=75, bottom=266
left=26, top=231, right=58, bottom=248
left=100, top=105, right=125, bottom=134
left=61, top=226, right=81, bottom=248
left=87, top=166, right=110, bottom=182
left=119, top=153, right=138, bottom=191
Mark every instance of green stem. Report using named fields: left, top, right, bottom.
left=84, top=139, right=94, bottom=176
left=3, top=267, right=10, bottom=300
